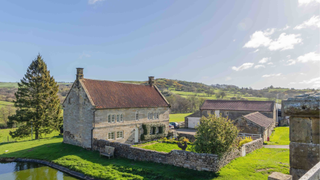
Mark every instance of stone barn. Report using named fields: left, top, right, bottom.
left=234, top=112, right=274, bottom=141
left=63, top=68, right=171, bottom=149
left=185, top=100, right=276, bottom=129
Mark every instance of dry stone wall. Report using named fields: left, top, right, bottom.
left=93, top=138, right=263, bottom=172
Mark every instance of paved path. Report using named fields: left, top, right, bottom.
left=263, top=145, right=289, bottom=149
left=175, top=129, right=196, bottom=135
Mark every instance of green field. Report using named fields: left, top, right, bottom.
left=0, top=82, right=18, bottom=88
left=0, top=128, right=60, bottom=143
left=169, top=113, right=192, bottom=122
left=0, top=136, right=289, bottom=180
left=0, top=100, right=14, bottom=108
left=265, top=127, right=290, bottom=145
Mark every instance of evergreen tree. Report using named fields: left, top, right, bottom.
left=8, top=54, right=62, bottom=139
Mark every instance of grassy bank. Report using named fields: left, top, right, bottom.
left=265, top=127, right=290, bottom=145
left=0, top=136, right=289, bottom=180
left=0, top=128, right=59, bottom=143
left=169, top=113, right=192, bottom=122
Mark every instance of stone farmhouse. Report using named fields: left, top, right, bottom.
left=185, top=100, right=276, bottom=139
left=63, top=68, right=171, bottom=149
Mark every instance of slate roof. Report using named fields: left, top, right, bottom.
left=200, top=100, right=274, bottom=112
left=243, top=112, right=273, bottom=128
left=80, top=79, right=170, bottom=109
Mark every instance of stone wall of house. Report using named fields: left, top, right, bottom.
left=282, top=93, right=320, bottom=180
left=63, top=81, right=94, bottom=149
left=201, top=110, right=274, bottom=122
left=233, top=116, right=273, bottom=141
left=93, top=107, right=170, bottom=144
left=92, top=138, right=263, bottom=172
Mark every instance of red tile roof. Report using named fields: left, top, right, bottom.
left=200, top=100, right=274, bottom=112
left=243, top=112, right=273, bottom=128
left=80, top=79, right=170, bottom=109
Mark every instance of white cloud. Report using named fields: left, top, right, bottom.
left=244, top=29, right=302, bottom=51
left=233, top=39, right=236, bottom=42
left=251, top=49, right=259, bottom=53
left=300, top=73, right=306, bottom=75
left=232, top=63, right=254, bottom=71
left=267, top=62, right=273, bottom=65
left=243, top=31, right=273, bottom=48
left=298, top=0, right=320, bottom=6
left=268, top=33, right=302, bottom=51
left=297, top=52, right=320, bottom=63
left=225, top=77, right=232, bottom=81
left=294, top=16, right=320, bottom=29
left=88, top=0, right=104, bottom=4
left=279, top=25, right=290, bottom=31
left=79, top=53, right=91, bottom=59
left=286, top=59, right=296, bottom=66
left=259, top=57, right=270, bottom=64
left=254, top=65, right=265, bottom=69
left=262, top=73, right=282, bottom=78
left=286, top=55, right=291, bottom=58
left=299, top=77, right=320, bottom=88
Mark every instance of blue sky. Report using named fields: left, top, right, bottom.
left=0, top=0, right=319, bottom=89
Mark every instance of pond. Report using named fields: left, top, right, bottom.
left=0, top=161, right=79, bottom=180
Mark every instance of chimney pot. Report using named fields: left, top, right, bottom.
left=148, top=76, right=154, bottom=86
left=76, top=68, right=84, bottom=80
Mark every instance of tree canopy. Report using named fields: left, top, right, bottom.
left=193, top=114, right=239, bottom=157
left=8, top=54, right=62, bottom=139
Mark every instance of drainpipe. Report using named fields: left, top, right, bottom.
left=91, top=109, right=96, bottom=150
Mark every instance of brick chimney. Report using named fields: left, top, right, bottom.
left=148, top=76, right=154, bottom=86
left=76, top=68, right=84, bottom=80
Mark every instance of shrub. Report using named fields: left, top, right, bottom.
left=238, top=137, right=253, bottom=148
left=193, top=114, right=239, bottom=157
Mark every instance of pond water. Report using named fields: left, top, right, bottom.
left=0, top=162, right=79, bottom=180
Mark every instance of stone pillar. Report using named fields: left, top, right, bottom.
left=282, top=93, right=320, bottom=180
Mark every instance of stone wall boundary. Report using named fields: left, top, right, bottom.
left=0, top=157, right=97, bottom=180
left=93, top=138, right=263, bottom=172
left=300, top=161, right=320, bottom=180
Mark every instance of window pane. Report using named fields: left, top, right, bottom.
left=108, top=115, right=111, bottom=123
left=117, top=115, right=120, bottom=122
left=120, top=114, right=123, bottom=122
left=112, top=115, right=115, bottom=122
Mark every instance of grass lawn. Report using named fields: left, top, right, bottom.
left=169, top=113, right=192, bottom=122
left=0, top=137, right=289, bottom=180
left=0, top=128, right=60, bottom=143
left=265, top=127, right=290, bottom=145
left=0, top=100, right=14, bottom=109
left=140, top=142, right=193, bottom=153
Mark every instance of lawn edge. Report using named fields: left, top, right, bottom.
left=0, top=157, right=98, bottom=180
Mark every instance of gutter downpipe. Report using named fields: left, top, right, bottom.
left=91, top=108, right=96, bottom=150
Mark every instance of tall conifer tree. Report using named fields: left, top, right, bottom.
left=9, top=54, right=62, bottom=139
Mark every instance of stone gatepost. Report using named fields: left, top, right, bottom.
left=282, top=93, right=320, bottom=180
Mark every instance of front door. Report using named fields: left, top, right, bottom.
left=134, top=127, right=139, bottom=143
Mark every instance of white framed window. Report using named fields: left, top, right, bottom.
left=120, top=114, right=123, bottom=122
left=112, top=115, right=115, bottom=123
left=156, top=113, right=159, bottom=119
left=117, top=115, right=120, bottom=122
left=155, top=127, right=159, bottom=134
left=117, top=131, right=123, bottom=138
left=135, top=112, right=139, bottom=120
left=108, top=115, right=111, bottom=123
left=108, top=132, right=115, bottom=140
left=150, top=113, right=153, bottom=120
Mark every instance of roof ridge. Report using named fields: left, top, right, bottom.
left=83, top=78, right=148, bottom=87
left=205, top=100, right=274, bottom=103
